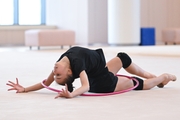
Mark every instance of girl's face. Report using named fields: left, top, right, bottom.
left=53, top=62, right=71, bottom=84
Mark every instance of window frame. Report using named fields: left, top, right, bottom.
left=0, top=0, right=46, bottom=25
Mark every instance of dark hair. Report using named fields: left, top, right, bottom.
left=56, top=74, right=75, bottom=92
left=66, top=75, right=75, bottom=92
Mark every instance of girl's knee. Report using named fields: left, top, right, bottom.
left=117, top=52, right=132, bottom=68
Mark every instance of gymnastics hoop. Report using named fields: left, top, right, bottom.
left=41, top=74, right=139, bottom=96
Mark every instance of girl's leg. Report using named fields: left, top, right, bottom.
left=143, top=73, right=176, bottom=90
left=114, top=76, right=134, bottom=92
left=106, top=52, right=156, bottom=78
left=106, top=57, right=123, bottom=75
left=106, top=52, right=133, bottom=75
left=125, top=62, right=156, bottom=79
left=114, top=73, right=176, bottom=91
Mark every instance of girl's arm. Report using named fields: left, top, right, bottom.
left=24, top=71, right=54, bottom=92
left=55, top=70, right=90, bottom=98
left=71, top=70, right=90, bottom=97
left=7, top=71, right=55, bottom=93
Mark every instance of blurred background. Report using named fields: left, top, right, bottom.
left=0, top=0, right=180, bottom=47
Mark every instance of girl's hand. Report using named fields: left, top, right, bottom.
left=55, top=84, right=73, bottom=99
left=6, top=78, right=25, bottom=93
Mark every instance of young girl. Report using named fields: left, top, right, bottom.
left=6, top=46, right=176, bottom=98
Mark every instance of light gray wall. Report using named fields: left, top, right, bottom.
left=46, top=0, right=88, bottom=45
left=88, top=0, right=108, bottom=44
left=46, top=0, right=108, bottom=45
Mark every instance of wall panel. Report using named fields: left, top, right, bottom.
left=141, top=0, right=180, bottom=43
left=0, top=26, right=57, bottom=45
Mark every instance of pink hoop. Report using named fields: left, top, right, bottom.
left=41, top=74, right=139, bottom=96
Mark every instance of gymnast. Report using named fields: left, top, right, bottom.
left=6, top=46, right=176, bottom=98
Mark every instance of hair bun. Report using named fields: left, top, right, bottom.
left=67, top=83, right=74, bottom=92
left=66, top=75, right=75, bottom=92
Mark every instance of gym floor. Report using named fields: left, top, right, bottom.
left=1, top=45, right=180, bottom=120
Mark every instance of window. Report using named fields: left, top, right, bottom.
left=0, top=0, right=46, bottom=25
left=0, top=0, right=14, bottom=25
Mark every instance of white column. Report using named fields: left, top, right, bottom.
left=108, top=0, right=140, bottom=45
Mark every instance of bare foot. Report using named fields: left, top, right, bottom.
left=157, top=73, right=176, bottom=88
left=165, top=73, right=177, bottom=82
